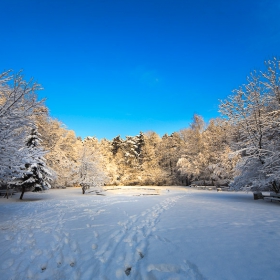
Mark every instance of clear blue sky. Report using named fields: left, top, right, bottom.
left=1, top=0, right=279, bottom=140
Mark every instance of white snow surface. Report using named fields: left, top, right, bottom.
left=0, top=187, right=279, bottom=280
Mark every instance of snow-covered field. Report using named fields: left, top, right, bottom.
left=0, top=187, right=279, bottom=280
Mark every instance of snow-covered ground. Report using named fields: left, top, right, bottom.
left=0, top=187, right=279, bottom=280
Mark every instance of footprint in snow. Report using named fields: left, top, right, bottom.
left=40, top=263, right=47, bottom=272
left=124, top=267, right=132, bottom=276
left=138, top=251, right=144, bottom=259
left=56, top=254, right=63, bottom=267
left=66, top=256, right=76, bottom=267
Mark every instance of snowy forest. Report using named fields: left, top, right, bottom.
left=1, top=58, right=280, bottom=198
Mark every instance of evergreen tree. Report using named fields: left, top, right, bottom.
left=112, top=135, right=123, bottom=155
left=17, top=128, right=54, bottom=199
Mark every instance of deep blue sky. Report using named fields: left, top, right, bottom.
left=1, top=0, right=280, bottom=139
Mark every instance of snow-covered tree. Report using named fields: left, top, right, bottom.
left=176, top=115, right=207, bottom=185
left=140, top=132, right=165, bottom=185
left=220, top=58, right=280, bottom=192
left=176, top=116, right=236, bottom=186
left=98, top=138, right=119, bottom=185
left=0, top=70, right=48, bottom=192
left=78, top=141, right=108, bottom=194
left=15, top=128, right=55, bottom=199
left=112, top=135, right=123, bottom=155
left=36, top=115, right=81, bottom=187
left=158, top=132, right=182, bottom=181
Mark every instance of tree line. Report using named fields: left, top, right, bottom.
left=1, top=58, right=279, bottom=197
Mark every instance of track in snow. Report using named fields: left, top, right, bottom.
left=0, top=190, right=205, bottom=280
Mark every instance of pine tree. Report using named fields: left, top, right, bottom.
left=17, top=128, right=54, bottom=199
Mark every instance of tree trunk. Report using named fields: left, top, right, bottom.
left=20, top=185, right=26, bottom=200
left=271, top=181, right=279, bottom=193
left=4, top=189, right=8, bottom=199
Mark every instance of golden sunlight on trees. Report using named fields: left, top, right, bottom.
left=1, top=58, right=279, bottom=194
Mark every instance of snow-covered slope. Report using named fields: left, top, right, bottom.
left=0, top=187, right=279, bottom=280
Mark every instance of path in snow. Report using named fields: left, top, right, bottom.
left=92, top=194, right=192, bottom=279
left=0, top=188, right=198, bottom=280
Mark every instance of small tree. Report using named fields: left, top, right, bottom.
left=78, top=144, right=108, bottom=194
left=16, top=128, right=55, bottom=199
